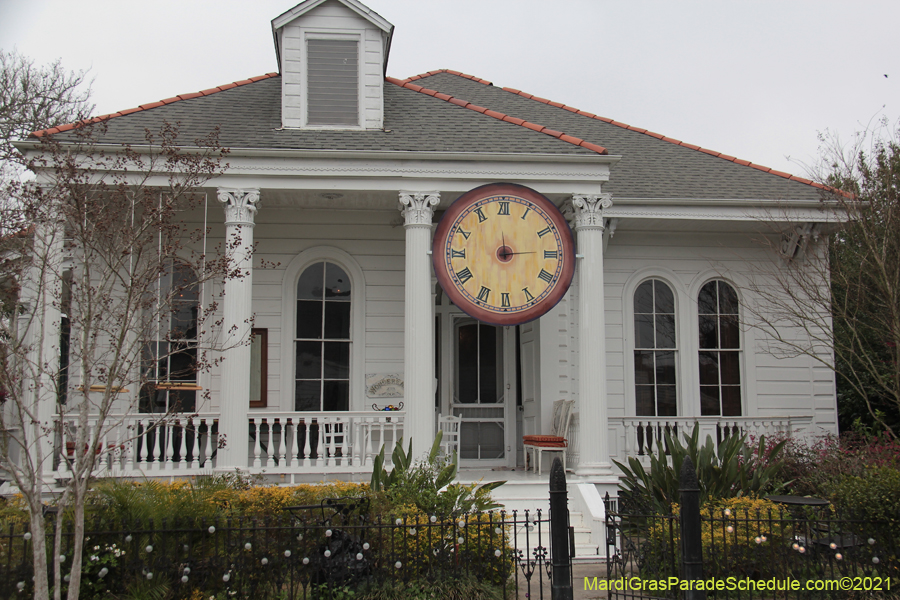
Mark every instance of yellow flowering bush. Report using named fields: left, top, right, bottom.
left=644, top=497, right=791, bottom=582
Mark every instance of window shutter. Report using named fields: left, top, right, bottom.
left=307, top=38, right=359, bottom=126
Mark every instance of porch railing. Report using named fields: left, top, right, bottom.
left=53, top=411, right=405, bottom=478
left=247, top=412, right=404, bottom=471
left=608, top=415, right=814, bottom=466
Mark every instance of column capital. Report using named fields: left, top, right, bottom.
left=571, top=194, right=613, bottom=231
left=399, top=192, right=440, bottom=227
left=218, top=188, right=260, bottom=225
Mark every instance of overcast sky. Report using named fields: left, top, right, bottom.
left=2, top=0, right=898, bottom=177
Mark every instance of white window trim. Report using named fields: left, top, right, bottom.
left=688, top=270, right=753, bottom=418
left=280, top=246, right=366, bottom=412
left=622, top=267, right=689, bottom=418
left=301, top=30, right=363, bottom=130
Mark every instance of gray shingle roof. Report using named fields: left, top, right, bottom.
left=47, top=76, right=593, bottom=156
left=410, top=72, right=822, bottom=201
left=43, top=71, right=824, bottom=201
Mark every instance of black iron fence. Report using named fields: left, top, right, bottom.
left=604, top=461, right=899, bottom=599
left=1, top=502, right=563, bottom=599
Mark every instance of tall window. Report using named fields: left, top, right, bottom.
left=295, top=262, right=351, bottom=411
left=634, top=279, right=677, bottom=416
left=698, top=280, right=742, bottom=416
left=307, top=38, right=359, bottom=127
left=140, top=261, right=199, bottom=413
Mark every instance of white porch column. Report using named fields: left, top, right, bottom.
left=216, top=188, right=259, bottom=469
left=399, top=191, right=439, bottom=459
left=572, top=194, right=615, bottom=477
left=23, top=221, right=64, bottom=481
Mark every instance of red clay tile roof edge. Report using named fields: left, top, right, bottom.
left=29, top=73, right=281, bottom=138
left=385, top=76, right=607, bottom=156
left=399, top=69, right=848, bottom=196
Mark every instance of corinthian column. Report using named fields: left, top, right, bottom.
left=216, top=188, right=259, bottom=469
left=399, top=191, right=440, bottom=459
left=572, top=193, right=615, bottom=476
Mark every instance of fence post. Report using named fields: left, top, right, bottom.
left=549, top=457, right=573, bottom=600
left=679, top=456, right=706, bottom=600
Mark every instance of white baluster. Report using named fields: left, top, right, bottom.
left=275, top=419, right=285, bottom=467
left=340, top=419, right=351, bottom=466
left=302, top=419, right=311, bottom=467
left=189, top=418, right=199, bottom=469
left=264, top=419, right=274, bottom=468
left=316, top=418, right=326, bottom=467
left=289, top=419, right=299, bottom=468
left=252, top=419, right=262, bottom=468
left=151, top=420, right=163, bottom=471
left=363, top=418, right=374, bottom=465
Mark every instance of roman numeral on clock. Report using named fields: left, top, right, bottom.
left=451, top=249, right=466, bottom=259
left=501, top=293, right=510, bottom=308
left=522, top=287, right=535, bottom=302
left=537, top=226, right=552, bottom=238
left=497, top=202, right=510, bottom=216
left=521, top=207, right=531, bottom=220
left=538, top=269, right=554, bottom=283
left=474, top=207, right=488, bottom=223
left=456, top=267, right=473, bottom=284
left=476, top=286, right=491, bottom=303
left=457, top=228, right=471, bottom=240
left=544, top=250, right=558, bottom=259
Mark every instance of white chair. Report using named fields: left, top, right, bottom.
left=523, top=399, right=574, bottom=475
left=437, top=413, right=461, bottom=457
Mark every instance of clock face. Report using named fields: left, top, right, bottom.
left=432, top=183, right=576, bottom=326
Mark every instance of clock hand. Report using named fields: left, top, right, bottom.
left=504, top=251, right=536, bottom=256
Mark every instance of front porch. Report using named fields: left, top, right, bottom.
left=52, top=411, right=814, bottom=482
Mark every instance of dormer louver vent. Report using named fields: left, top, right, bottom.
left=307, top=38, right=359, bottom=127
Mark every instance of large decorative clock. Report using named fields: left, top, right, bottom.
left=432, top=183, right=576, bottom=326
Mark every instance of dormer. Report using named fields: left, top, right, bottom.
left=272, top=0, right=394, bottom=130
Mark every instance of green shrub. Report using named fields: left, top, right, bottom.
left=613, top=425, right=787, bottom=515
left=829, top=465, right=900, bottom=565
left=371, top=434, right=505, bottom=519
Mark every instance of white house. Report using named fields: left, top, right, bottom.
left=12, top=0, right=838, bottom=547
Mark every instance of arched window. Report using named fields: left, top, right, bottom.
left=140, top=261, right=200, bottom=413
left=295, top=262, right=351, bottom=411
left=633, top=279, right=677, bottom=416
left=698, top=280, right=742, bottom=416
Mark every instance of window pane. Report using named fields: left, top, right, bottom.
left=323, top=381, right=349, bottom=411
left=324, top=263, right=351, bottom=299
left=699, top=351, right=719, bottom=385
left=699, top=315, right=718, bottom=349
left=634, top=351, right=655, bottom=385
left=479, top=324, right=499, bottom=403
left=170, top=301, right=197, bottom=339
left=295, top=380, right=321, bottom=411
left=635, top=315, right=655, bottom=348
left=720, top=351, right=741, bottom=385
left=719, top=282, right=739, bottom=315
left=297, top=263, right=324, bottom=300
left=457, top=324, right=478, bottom=403
left=654, top=281, right=674, bottom=314
left=635, top=385, right=655, bottom=416
left=698, top=281, right=717, bottom=315
left=634, top=281, right=653, bottom=313
left=656, top=314, right=676, bottom=349
left=656, top=385, right=677, bottom=416
left=656, top=351, right=676, bottom=385
left=323, top=342, right=350, bottom=379
left=720, top=315, right=740, bottom=349
left=324, top=302, right=351, bottom=339
left=169, top=389, right=196, bottom=413
left=722, top=386, right=742, bottom=416
left=297, top=300, right=322, bottom=339
left=296, top=341, right=322, bottom=379
left=168, top=346, right=196, bottom=380
left=700, top=386, right=720, bottom=415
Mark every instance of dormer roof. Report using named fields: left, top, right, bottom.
left=271, top=0, right=394, bottom=74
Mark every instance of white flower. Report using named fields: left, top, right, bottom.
left=91, top=555, right=99, bottom=562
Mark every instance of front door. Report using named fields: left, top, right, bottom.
left=435, top=287, right=517, bottom=468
